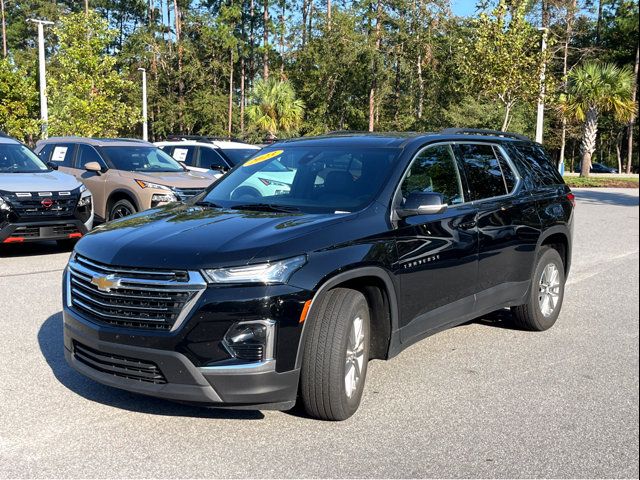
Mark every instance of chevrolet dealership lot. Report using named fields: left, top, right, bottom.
left=0, top=188, right=638, bottom=478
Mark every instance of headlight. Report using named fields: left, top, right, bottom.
left=0, top=195, right=9, bottom=211
left=135, top=180, right=172, bottom=190
left=79, top=184, right=87, bottom=194
left=151, top=193, right=178, bottom=205
left=202, top=255, right=306, bottom=285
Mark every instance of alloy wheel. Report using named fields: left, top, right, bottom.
left=538, top=263, right=561, bottom=317
left=345, top=315, right=366, bottom=398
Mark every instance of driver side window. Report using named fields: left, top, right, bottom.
left=401, top=144, right=465, bottom=205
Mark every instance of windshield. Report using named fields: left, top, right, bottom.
left=100, top=146, right=185, bottom=172
left=221, top=148, right=261, bottom=166
left=200, top=146, right=400, bottom=213
left=0, top=144, right=50, bottom=173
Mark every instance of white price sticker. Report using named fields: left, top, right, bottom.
left=51, top=146, right=68, bottom=162
left=172, top=148, right=189, bottom=162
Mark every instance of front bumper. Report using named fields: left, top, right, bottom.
left=0, top=218, right=92, bottom=243
left=62, top=275, right=307, bottom=409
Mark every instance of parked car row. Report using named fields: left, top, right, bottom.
left=0, top=132, right=261, bottom=245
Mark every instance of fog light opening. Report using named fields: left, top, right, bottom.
left=223, top=319, right=276, bottom=362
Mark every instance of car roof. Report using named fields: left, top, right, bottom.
left=274, top=130, right=534, bottom=149
left=0, top=136, right=20, bottom=145
left=38, top=137, right=153, bottom=148
left=155, top=139, right=259, bottom=149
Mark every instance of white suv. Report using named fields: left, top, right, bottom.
left=155, top=137, right=260, bottom=174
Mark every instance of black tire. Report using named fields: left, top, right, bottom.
left=511, top=246, right=565, bottom=331
left=109, top=199, right=136, bottom=221
left=300, top=288, right=370, bottom=421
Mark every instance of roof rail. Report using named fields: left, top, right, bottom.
left=439, top=128, right=531, bottom=142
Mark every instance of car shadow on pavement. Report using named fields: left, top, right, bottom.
left=38, top=312, right=265, bottom=420
left=469, top=308, right=529, bottom=330
left=572, top=189, right=639, bottom=207
left=0, top=241, right=74, bottom=258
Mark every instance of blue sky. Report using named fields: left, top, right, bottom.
left=451, top=0, right=479, bottom=17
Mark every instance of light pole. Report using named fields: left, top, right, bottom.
left=535, top=27, right=549, bottom=144
left=138, top=67, right=148, bottom=141
left=27, top=18, right=54, bottom=139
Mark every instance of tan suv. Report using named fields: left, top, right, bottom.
left=35, top=137, right=216, bottom=221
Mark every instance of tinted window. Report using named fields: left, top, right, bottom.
left=48, top=143, right=76, bottom=167
left=511, top=143, right=563, bottom=187
left=401, top=144, right=464, bottom=205
left=37, top=144, right=53, bottom=162
left=459, top=144, right=509, bottom=200
left=0, top=144, right=49, bottom=173
left=199, top=147, right=229, bottom=170
left=100, top=146, right=185, bottom=172
left=221, top=148, right=260, bottom=166
left=76, top=144, right=106, bottom=169
left=170, top=146, right=197, bottom=166
left=493, top=146, right=517, bottom=192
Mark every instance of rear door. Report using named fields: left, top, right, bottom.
left=394, top=143, right=479, bottom=342
left=455, top=142, right=540, bottom=310
left=75, top=144, right=109, bottom=216
left=198, top=147, right=230, bottom=172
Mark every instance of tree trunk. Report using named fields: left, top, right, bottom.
left=302, top=0, right=308, bottom=45
left=501, top=101, right=513, bottom=131
left=595, top=0, right=603, bottom=46
left=263, top=0, right=269, bottom=80
left=327, top=0, right=331, bottom=30
left=228, top=50, right=234, bottom=138
left=1, top=0, right=7, bottom=58
left=580, top=107, right=598, bottom=177
left=174, top=0, right=184, bottom=131
left=249, top=0, right=255, bottom=83
left=616, top=132, right=623, bottom=174
left=369, top=0, right=382, bottom=132
left=279, top=0, right=285, bottom=79
left=85, top=0, right=89, bottom=14
left=559, top=0, right=576, bottom=167
left=240, top=56, right=245, bottom=135
left=626, top=44, right=639, bottom=174
left=308, top=0, right=314, bottom=40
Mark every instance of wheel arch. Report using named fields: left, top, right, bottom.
left=106, top=189, right=139, bottom=218
left=537, top=225, right=572, bottom=276
left=294, top=266, right=400, bottom=369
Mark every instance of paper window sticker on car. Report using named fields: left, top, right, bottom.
left=51, top=146, right=68, bottom=162
left=173, top=148, right=189, bottom=162
left=243, top=149, right=284, bottom=167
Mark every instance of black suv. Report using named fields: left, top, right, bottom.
left=62, top=129, right=574, bottom=420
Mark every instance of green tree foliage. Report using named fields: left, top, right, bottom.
left=47, top=12, right=138, bottom=137
left=562, top=62, right=635, bottom=176
left=458, top=0, right=543, bottom=131
left=246, top=78, right=304, bottom=138
left=0, top=59, right=40, bottom=142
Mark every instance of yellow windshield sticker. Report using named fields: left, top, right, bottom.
left=243, top=149, right=284, bottom=167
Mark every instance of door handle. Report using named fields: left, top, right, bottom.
left=459, top=220, right=477, bottom=230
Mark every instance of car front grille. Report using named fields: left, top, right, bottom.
left=5, top=191, right=78, bottom=220
left=67, top=255, right=206, bottom=331
left=73, top=341, right=167, bottom=384
left=171, top=187, right=206, bottom=201
left=12, top=226, right=40, bottom=238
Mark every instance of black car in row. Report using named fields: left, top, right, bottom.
left=62, top=129, right=574, bottom=420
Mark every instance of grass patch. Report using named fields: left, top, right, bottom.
left=564, top=176, right=639, bottom=188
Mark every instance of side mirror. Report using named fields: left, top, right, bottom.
left=396, top=192, right=448, bottom=218
left=84, top=162, right=104, bottom=174
left=212, top=164, right=230, bottom=173
left=47, top=162, right=58, bottom=170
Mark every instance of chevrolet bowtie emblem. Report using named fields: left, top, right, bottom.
left=91, top=274, right=121, bottom=292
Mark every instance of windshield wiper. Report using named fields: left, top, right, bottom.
left=231, top=203, right=301, bottom=213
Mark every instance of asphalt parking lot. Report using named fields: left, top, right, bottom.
left=1, top=188, right=638, bottom=479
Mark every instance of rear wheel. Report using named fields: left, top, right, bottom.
left=511, top=247, right=565, bottom=331
left=109, top=199, right=136, bottom=221
left=300, top=288, right=370, bottom=421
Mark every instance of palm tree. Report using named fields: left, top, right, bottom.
left=246, top=78, right=305, bottom=139
left=563, top=63, right=636, bottom=177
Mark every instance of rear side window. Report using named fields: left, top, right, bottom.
left=511, top=143, right=563, bottom=186
left=458, top=144, right=516, bottom=201
left=48, top=143, right=76, bottom=167
left=401, top=144, right=465, bottom=205
left=169, top=146, right=197, bottom=166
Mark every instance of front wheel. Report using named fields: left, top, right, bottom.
left=300, top=288, right=370, bottom=421
left=511, top=246, right=566, bottom=331
left=109, top=199, right=137, bottom=221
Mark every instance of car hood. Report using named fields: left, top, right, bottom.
left=76, top=203, right=358, bottom=270
left=0, top=170, right=81, bottom=193
left=117, top=170, right=215, bottom=188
